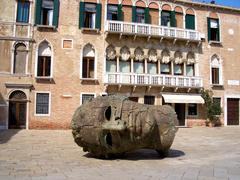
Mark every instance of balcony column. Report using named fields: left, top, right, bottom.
left=130, top=56, right=134, bottom=73
left=171, top=61, right=174, bottom=75
left=116, top=56, right=120, bottom=72
left=158, top=59, right=161, bottom=74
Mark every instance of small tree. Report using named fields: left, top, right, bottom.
left=201, top=89, right=222, bottom=126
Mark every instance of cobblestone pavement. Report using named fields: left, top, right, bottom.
left=0, top=127, right=240, bottom=180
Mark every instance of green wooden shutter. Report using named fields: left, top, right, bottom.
left=96, top=3, right=102, bottom=30
left=207, top=17, right=211, bottom=41
left=170, top=11, right=176, bottom=27
left=185, top=14, right=195, bottom=30
left=79, top=2, right=84, bottom=29
left=132, top=6, right=136, bottom=22
left=35, top=0, right=42, bottom=25
left=216, top=19, right=220, bottom=41
left=53, top=0, right=59, bottom=27
left=117, top=4, right=122, bottom=21
left=144, top=7, right=149, bottom=24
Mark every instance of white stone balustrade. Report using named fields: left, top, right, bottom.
left=105, top=72, right=203, bottom=88
left=105, top=20, right=201, bottom=41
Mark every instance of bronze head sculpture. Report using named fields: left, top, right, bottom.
left=72, top=95, right=178, bottom=158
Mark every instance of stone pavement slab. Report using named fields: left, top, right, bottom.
left=0, top=127, right=240, bottom=179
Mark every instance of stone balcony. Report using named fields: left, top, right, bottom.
left=104, top=72, right=203, bottom=89
left=0, top=21, right=33, bottom=41
left=105, top=20, right=202, bottom=42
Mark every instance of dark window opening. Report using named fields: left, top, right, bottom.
left=37, top=56, right=51, bottom=77
left=161, top=11, right=171, bottom=26
left=82, top=57, right=94, bottom=78
left=212, top=67, right=219, bottom=84
left=144, top=96, right=155, bottom=105
left=105, top=106, right=111, bottom=121
left=84, top=3, right=96, bottom=28
left=107, top=5, right=118, bottom=20
left=105, top=133, right=112, bottom=146
left=136, top=8, right=145, bottom=23
left=188, top=104, right=197, bottom=116
left=41, top=0, right=54, bottom=26
left=208, top=18, right=220, bottom=41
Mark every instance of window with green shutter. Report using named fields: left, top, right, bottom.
left=161, top=11, right=171, bottom=26
left=107, top=5, right=118, bottom=21
left=35, top=0, right=59, bottom=28
left=79, top=2, right=84, bottom=28
left=117, top=4, right=122, bottom=21
left=96, top=3, right=102, bottom=29
left=132, top=6, right=136, bottom=22
left=170, top=11, right=176, bottom=27
left=185, top=14, right=195, bottom=30
left=208, top=17, right=220, bottom=41
left=144, top=7, right=149, bottom=24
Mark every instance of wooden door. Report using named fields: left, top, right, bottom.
left=9, top=101, right=26, bottom=129
left=227, top=98, right=239, bottom=125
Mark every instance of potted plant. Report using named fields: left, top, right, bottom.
left=201, top=89, right=222, bottom=127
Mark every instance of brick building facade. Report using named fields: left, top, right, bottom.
left=0, top=0, right=240, bottom=129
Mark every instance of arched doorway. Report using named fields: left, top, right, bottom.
left=8, top=91, right=27, bottom=129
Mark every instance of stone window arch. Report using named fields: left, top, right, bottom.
left=147, top=49, right=158, bottom=74
left=13, top=43, right=27, bottom=74
left=119, top=46, right=131, bottom=73
left=160, top=49, right=171, bottom=75
left=185, top=8, right=196, bottom=30
left=106, top=45, right=117, bottom=73
left=37, top=40, right=53, bottom=77
left=174, top=51, right=183, bottom=76
left=186, top=52, right=195, bottom=76
left=82, top=43, right=95, bottom=79
left=134, top=47, right=145, bottom=74
left=210, top=54, right=222, bottom=85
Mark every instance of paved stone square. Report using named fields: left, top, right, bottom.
left=0, top=127, right=240, bottom=180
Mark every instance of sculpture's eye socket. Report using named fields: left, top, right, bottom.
left=105, top=106, right=111, bottom=121
left=105, top=133, right=112, bottom=146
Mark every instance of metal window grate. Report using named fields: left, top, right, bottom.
left=82, top=94, right=94, bottom=104
left=36, top=93, right=49, bottom=114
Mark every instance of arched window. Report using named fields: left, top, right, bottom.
left=82, top=44, right=95, bottom=79
left=174, top=51, right=183, bottom=76
left=134, top=47, right=145, bottom=74
left=211, top=55, right=222, bottom=85
left=160, top=49, right=171, bottom=75
left=13, top=43, right=27, bottom=74
left=208, top=12, right=220, bottom=41
left=106, top=45, right=117, bottom=73
left=185, top=8, right=195, bottom=30
left=37, top=41, right=52, bottom=77
left=147, top=49, right=158, bottom=74
left=161, top=4, right=175, bottom=27
left=186, top=52, right=195, bottom=76
left=149, top=2, right=159, bottom=25
left=174, top=6, right=183, bottom=28
left=16, top=0, right=30, bottom=23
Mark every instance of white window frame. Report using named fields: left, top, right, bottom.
left=35, top=40, right=54, bottom=79
left=62, top=39, right=73, bottom=49
left=80, top=93, right=96, bottom=105
left=210, top=55, right=223, bottom=86
left=34, top=91, right=51, bottom=116
left=187, top=103, right=198, bottom=117
left=80, top=44, right=97, bottom=80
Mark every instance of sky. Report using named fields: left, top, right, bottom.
left=193, top=0, right=240, bottom=8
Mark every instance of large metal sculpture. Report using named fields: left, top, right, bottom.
left=72, top=95, right=178, bottom=158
